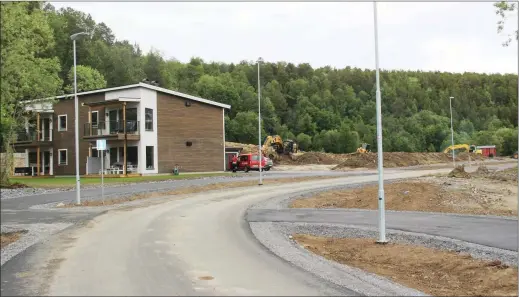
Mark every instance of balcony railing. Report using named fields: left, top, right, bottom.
left=84, top=120, right=139, bottom=137
left=15, top=130, right=53, bottom=143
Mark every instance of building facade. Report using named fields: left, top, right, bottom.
left=13, top=83, right=230, bottom=176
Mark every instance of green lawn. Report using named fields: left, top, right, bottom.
left=9, top=172, right=234, bottom=188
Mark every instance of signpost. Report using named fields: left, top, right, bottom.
left=96, top=139, right=107, bottom=204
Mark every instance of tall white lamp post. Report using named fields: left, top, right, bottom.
left=373, top=2, right=386, bottom=243
left=449, top=96, right=455, bottom=167
left=257, top=57, right=264, bottom=186
left=70, top=32, right=90, bottom=205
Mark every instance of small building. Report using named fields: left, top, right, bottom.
left=477, top=145, right=497, bottom=157
left=12, top=82, right=231, bottom=176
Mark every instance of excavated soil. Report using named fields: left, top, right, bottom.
left=333, top=152, right=487, bottom=169
left=226, top=141, right=489, bottom=168
left=291, top=167, right=518, bottom=216
left=277, top=152, right=349, bottom=165
left=294, top=235, right=518, bottom=297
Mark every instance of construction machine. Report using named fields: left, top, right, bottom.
left=356, top=143, right=371, bottom=153
left=262, top=135, right=298, bottom=160
left=443, top=144, right=482, bottom=155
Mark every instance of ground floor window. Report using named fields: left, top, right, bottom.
left=146, top=146, right=154, bottom=169
left=58, top=149, right=67, bottom=165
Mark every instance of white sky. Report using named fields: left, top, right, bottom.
left=51, top=1, right=518, bottom=74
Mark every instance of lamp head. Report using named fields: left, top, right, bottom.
left=70, top=31, right=91, bottom=41
left=257, top=57, right=264, bottom=63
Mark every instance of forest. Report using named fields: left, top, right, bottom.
left=1, top=2, right=518, bottom=157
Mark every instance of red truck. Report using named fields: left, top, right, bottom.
left=237, top=153, right=271, bottom=172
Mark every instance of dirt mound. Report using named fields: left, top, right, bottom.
left=287, top=152, right=340, bottom=165
left=448, top=165, right=471, bottom=178
left=333, top=152, right=488, bottom=170
left=475, top=165, right=490, bottom=175
left=225, top=141, right=258, bottom=153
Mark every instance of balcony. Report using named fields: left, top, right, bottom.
left=14, top=130, right=53, bottom=147
left=84, top=120, right=140, bottom=141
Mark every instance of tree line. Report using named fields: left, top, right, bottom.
left=1, top=2, right=518, bottom=160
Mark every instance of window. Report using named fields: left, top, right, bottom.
left=145, top=108, right=153, bottom=131
left=58, top=149, right=67, bottom=165
left=58, top=115, right=67, bottom=131
left=146, top=146, right=154, bottom=169
left=91, top=111, right=98, bottom=128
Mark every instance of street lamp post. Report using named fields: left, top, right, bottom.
left=449, top=96, right=455, bottom=167
left=257, top=57, right=264, bottom=186
left=373, top=2, right=386, bottom=243
left=70, top=32, right=90, bottom=205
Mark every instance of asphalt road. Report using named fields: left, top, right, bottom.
left=1, top=165, right=512, bottom=296
left=247, top=208, right=518, bottom=251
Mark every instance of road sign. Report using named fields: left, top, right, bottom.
left=96, top=139, right=107, bottom=151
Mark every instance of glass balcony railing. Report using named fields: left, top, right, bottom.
left=84, top=120, right=139, bottom=137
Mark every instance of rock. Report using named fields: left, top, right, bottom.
left=56, top=202, right=65, bottom=207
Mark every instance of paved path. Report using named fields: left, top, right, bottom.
left=1, top=162, right=516, bottom=296
left=1, top=164, right=515, bottom=296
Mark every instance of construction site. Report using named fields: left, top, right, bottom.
left=225, top=138, right=501, bottom=171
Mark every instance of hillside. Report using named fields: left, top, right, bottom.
left=2, top=2, right=518, bottom=157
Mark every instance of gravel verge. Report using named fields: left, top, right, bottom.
left=1, top=223, right=71, bottom=266
left=249, top=221, right=427, bottom=296
left=0, top=175, right=245, bottom=200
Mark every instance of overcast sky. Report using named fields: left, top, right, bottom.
left=51, top=1, right=518, bottom=74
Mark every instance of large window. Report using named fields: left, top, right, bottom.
left=146, top=146, right=154, bottom=169
left=58, top=149, right=67, bottom=165
left=145, top=108, right=153, bottom=131
left=58, top=115, right=67, bottom=131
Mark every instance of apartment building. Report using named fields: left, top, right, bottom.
left=13, top=82, right=231, bottom=176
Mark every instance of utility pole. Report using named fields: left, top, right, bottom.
left=70, top=31, right=90, bottom=205
left=449, top=96, right=455, bottom=167
left=257, top=57, right=264, bottom=186
left=373, top=1, right=386, bottom=243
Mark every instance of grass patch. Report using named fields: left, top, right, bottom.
left=60, top=176, right=336, bottom=207
left=8, top=172, right=233, bottom=189
left=0, top=230, right=27, bottom=249
left=295, top=234, right=517, bottom=296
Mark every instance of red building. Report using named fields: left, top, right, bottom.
left=477, top=145, right=497, bottom=157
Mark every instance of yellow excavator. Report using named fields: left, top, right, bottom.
left=357, top=143, right=371, bottom=153
left=262, top=135, right=298, bottom=160
left=443, top=144, right=482, bottom=155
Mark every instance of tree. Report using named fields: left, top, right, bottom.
left=64, top=65, right=107, bottom=93
left=296, top=133, right=312, bottom=151
left=494, top=1, right=518, bottom=46
left=1, top=2, right=62, bottom=184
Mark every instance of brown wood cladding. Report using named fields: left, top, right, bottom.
left=52, top=93, right=105, bottom=175
left=157, top=92, right=224, bottom=172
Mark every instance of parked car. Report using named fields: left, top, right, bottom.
left=238, top=153, right=268, bottom=172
